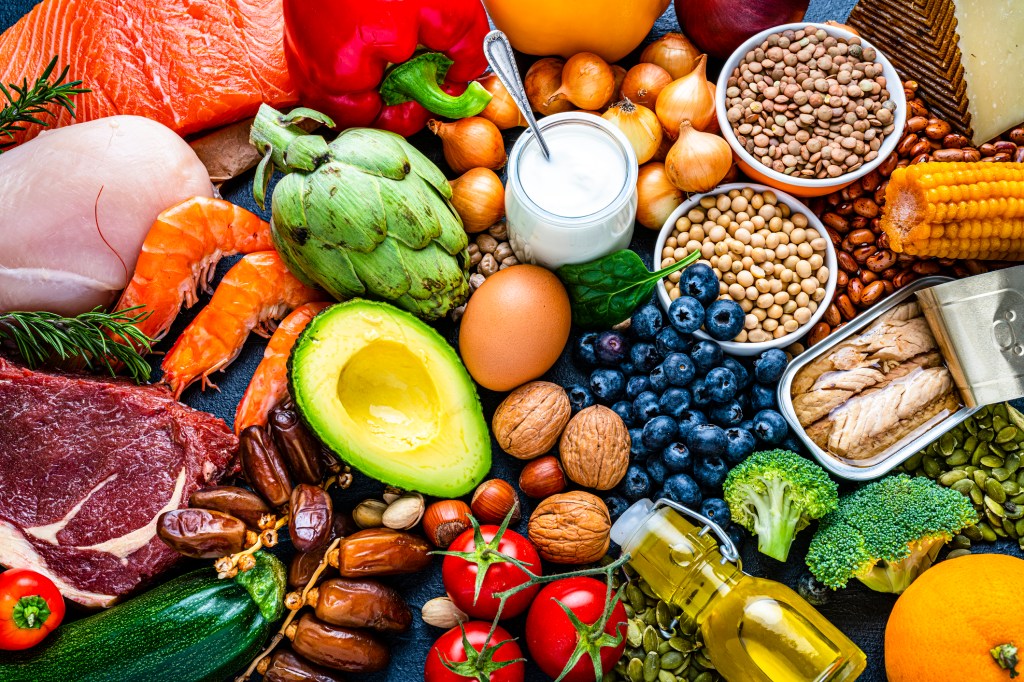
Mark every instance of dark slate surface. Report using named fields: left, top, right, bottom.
left=2, top=1, right=1021, bottom=681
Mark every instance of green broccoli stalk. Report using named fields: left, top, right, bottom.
left=806, top=474, right=978, bottom=594
left=723, top=449, right=839, bottom=562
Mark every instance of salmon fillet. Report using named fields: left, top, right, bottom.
left=0, top=0, right=298, bottom=142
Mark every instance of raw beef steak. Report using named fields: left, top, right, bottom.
left=0, top=357, right=237, bottom=607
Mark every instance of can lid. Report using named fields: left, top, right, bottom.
left=610, top=498, right=654, bottom=549
left=917, top=265, right=1024, bottom=407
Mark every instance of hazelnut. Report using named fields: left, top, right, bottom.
left=492, top=381, right=572, bottom=460
left=422, top=500, right=472, bottom=548
left=559, top=405, right=630, bottom=490
left=471, top=479, right=521, bottom=524
left=518, top=456, right=567, bottom=499
left=528, top=491, right=611, bottom=564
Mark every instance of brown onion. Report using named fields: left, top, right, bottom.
left=524, top=58, right=575, bottom=116
left=665, top=121, right=733, bottom=193
left=640, top=33, right=701, bottom=80
left=621, top=63, right=673, bottom=109
left=449, top=168, right=505, bottom=234
left=602, top=99, right=663, bottom=164
left=636, top=162, right=684, bottom=230
left=427, top=118, right=506, bottom=174
left=610, top=65, right=628, bottom=102
left=546, top=52, right=616, bottom=110
left=478, top=74, right=526, bottom=130
left=655, top=55, right=715, bottom=138
left=704, top=82, right=721, bottom=135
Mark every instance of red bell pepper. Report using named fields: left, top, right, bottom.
left=283, top=0, right=492, bottom=137
left=0, top=569, right=65, bottom=651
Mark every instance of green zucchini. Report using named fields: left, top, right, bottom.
left=0, top=551, right=286, bottom=682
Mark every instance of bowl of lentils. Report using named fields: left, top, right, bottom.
left=655, top=183, right=838, bottom=356
left=716, top=22, right=906, bottom=198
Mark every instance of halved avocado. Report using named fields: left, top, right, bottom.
left=289, top=300, right=490, bottom=497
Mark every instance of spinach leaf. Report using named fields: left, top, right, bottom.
left=557, top=249, right=702, bottom=328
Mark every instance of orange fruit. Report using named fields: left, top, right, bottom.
left=885, top=554, right=1024, bottom=682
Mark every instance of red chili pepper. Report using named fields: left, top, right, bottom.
left=0, top=569, right=65, bottom=650
left=283, top=0, right=492, bottom=137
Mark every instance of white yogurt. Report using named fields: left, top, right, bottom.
left=505, top=113, right=638, bottom=270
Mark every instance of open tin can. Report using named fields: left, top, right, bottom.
left=778, top=273, right=1011, bottom=481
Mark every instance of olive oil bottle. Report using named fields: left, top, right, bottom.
left=610, top=499, right=866, bottom=682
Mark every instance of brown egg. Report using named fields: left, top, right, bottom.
left=459, top=265, right=572, bottom=391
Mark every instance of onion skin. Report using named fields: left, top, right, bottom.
left=525, top=58, right=575, bottom=116
left=640, top=33, right=701, bottom=80
left=621, top=63, right=673, bottom=109
left=547, top=53, right=616, bottom=111
left=636, top=162, right=683, bottom=230
left=427, top=118, right=507, bottom=174
left=479, top=74, right=527, bottom=129
left=665, top=121, right=733, bottom=193
left=450, top=168, right=505, bottom=234
left=655, top=55, right=715, bottom=137
left=674, top=0, right=810, bottom=59
left=602, top=99, right=663, bottom=165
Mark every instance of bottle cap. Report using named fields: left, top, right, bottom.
left=610, top=498, right=654, bottom=549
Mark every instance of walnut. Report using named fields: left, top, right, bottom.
left=491, top=382, right=571, bottom=460
left=559, top=405, right=630, bottom=490
left=528, top=491, right=610, bottom=564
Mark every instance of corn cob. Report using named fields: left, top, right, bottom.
left=880, top=162, right=1024, bottom=259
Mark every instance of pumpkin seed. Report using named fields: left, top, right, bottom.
left=946, top=449, right=969, bottom=466
left=644, top=626, right=661, bottom=653
left=1003, top=517, right=1017, bottom=536
left=662, top=651, right=684, bottom=670
left=922, top=455, right=942, bottom=478
left=938, top=432, right=956, bottom=455
left=693, top=674, right=714, bottom=682
left=970, top=486, right=985, bottom=506
left=656, top=602, right=673, bottom=632
left=669, top=637, right=690, bottom=652
left=1002, top=480, right=1021, bottom=496
left=962, top=524, right=984, bottom=541
left=939, top=470, right=968, bottom=486
left=972, top=442, right=990, bottom=465
left=644, top=651, right=660, bottom=682
left=628, top=584, right=646, bottom=611
left=979, top=521, right=998, bottom=542
left=659, top=670, right=677, bottom=682
left=903, top=452, right=924, bottom=470
left=996, top=426, right=1019, bottom=443
left=985, top=495, right=1006, bottom=517
left=1004, top=502, right=1023, bottom=521
left=973, top=469, right=990, bottom=487
left=628, top=620, right=643, bottom=648
left=966, top=419, right=978, bottom=436
left=986, top=478, right=1008, bottom=503
left=981, top=454, right=1006, bottom=469
left=950, top=534, right=971, bottom=549
left=992, top=467, right=1011, bottom=482
left=952, top=478, right=975, bottom=496
left=1017, top=519, right=1024, bottom=537
left=694, top=650, right=714, bottom=670
left=628, top=657, right=645, bottom=682
left=945, top=548, right=971, bottom=560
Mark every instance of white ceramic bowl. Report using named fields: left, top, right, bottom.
left=715, top=22, right=907, bottom=198
left=654, top=183, right=838, bottom=356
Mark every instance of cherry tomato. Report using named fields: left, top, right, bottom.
left=442, top=524, right=541, bottom=620
left=424, top=621, right=525, bottom=682
left=0, top=569, right=65, bottom=650
left=525, top=576, right=627, bottom=682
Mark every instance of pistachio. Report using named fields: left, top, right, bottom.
left=382, top=492, right=426, bottom=530
left=421, top=597, right=468, bottom=629
left=353, top=499, right=387, bottom=529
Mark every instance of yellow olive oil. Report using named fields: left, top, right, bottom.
left=615, top=503, right=866, bottom=682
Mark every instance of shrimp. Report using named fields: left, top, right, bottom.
left=234, top=301, right=331, bottom=434
left=115, top=196, right=273, bottom=341
left=161, top=251, right=323, bottom=397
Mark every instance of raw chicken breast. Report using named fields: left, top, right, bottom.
left=0, top=116, right=213, bottom=315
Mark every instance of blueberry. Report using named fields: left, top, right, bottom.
left=710, top=400, right=745, bottom=427
left=567, top=384, right=595, bottom=413
left=664, top=473, right=703, bottom=508
left=693, top=455, right=729, bottom=491
left=648, top=364, right=669, bottom=393
left=752, top=409, right=788, bottom=445
left=646, top=458, right=667, bottom=486
left=721, top=357, right=751, bottom=389
left=700, top=498, right=732, bottom=527
left=643, top=415, right=678, bottom=451
left=658, top=387, right=692, bottom=418
left=797, top=572, right=831, bottom=606
left=604, top=495, right=630, bottom=521
left=650, top=489, right=666, bottom=503
left=629, top=427, right=651, bottom=461
left=611, top=400, right=635, bottom=427
left=661, top=442, right=693, bottom=473
left=574, top=332, right=600, bottom=368
left=630, top=342, right=661, bottom=373
left=655, top=327, right=689, bottom=356
left=677, top=409, right=708, bottom=441
left=620, top=362, right=637, bottom=376
left=631, top=302, right=664, bottom=339
left=704, top=299, right=746, bottom=341
left=686, top=423, right=728, bottom=458
left=735, top=391, right=752, bottom=414
left=725, top=523, right=747, bottom=550
left=626, top=375, right=651, bottom=400
left=739, top=419, right=754, bottom=433
left=705, top=366, right=738, bottom=402
left=724, top=427, right=756, bottom=464
left=590, top=368, right=625, bottom=402
left=595, top=330, right=630, bottom=366
left=633, top=391, right=661, bottom=423
left=621, top=465, right=652, bottom=502
left=668, top=295, right=705, bottom=334
left=679, top=263, right=720, bottom=306
left=662, top=352, right=697, bottom=386
left=753, top=348, right=788, bottom=385
left=750, top=382, right=777, bottom=412
left=781, top=435, right=806, bottom=455
left=690, top=340, right=723, bottom=373
left=691, top=378, right=714, bottom=407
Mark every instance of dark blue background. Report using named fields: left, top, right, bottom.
left=2, top=1, right=1019, bottom=681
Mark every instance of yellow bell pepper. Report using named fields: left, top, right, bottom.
left=481, top=0, right=671, bottom=63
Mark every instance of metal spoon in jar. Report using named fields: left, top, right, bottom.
left=483, top=30, right=551, bottom=160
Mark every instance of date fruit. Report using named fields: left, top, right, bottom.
left=306, top=578, right=412, bottom=633
left=290, top=484, right=333, bottom=553
left=287, top=613, right=390, bottom=673
left=328, top=528, right=431, bottom=577
left=259, top=648, right=346, bottom=682
left=240, top=425, right=293, bottom=507
left=188, top=485, right=270, bottom=529
left=288, top=513, right=355, bottom=589
left=157, top=508, right=247, bottom=558
left=270, top=405, right=324, bottom=485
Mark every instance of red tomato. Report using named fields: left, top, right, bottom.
left=424, top=621, right=525, bottom=682
left=442, top=525, right=541, bottom=620
left=525, top=577, right=627, bottom=682
left=0, top=569, right=65, bottom=650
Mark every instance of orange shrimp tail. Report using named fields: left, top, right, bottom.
left=234, top=301, right=331, bottom=434
left=115, top=197, right=273, bottom=343
left=161, top=251, right=323, bottom=398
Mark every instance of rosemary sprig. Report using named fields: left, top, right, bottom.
left=0, top=307, right=154, bottom=382
left=0, top=55, right=89, bottom=148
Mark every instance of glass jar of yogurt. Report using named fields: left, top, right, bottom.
left=505, top=112, right=638, bottom=270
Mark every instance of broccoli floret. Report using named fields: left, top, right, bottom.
left=723, top=449, right=839, bottom=562
left=806, top=474, right=978, bottom=594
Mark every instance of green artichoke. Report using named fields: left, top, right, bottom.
left=250, top=104, right=470, bottom=320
